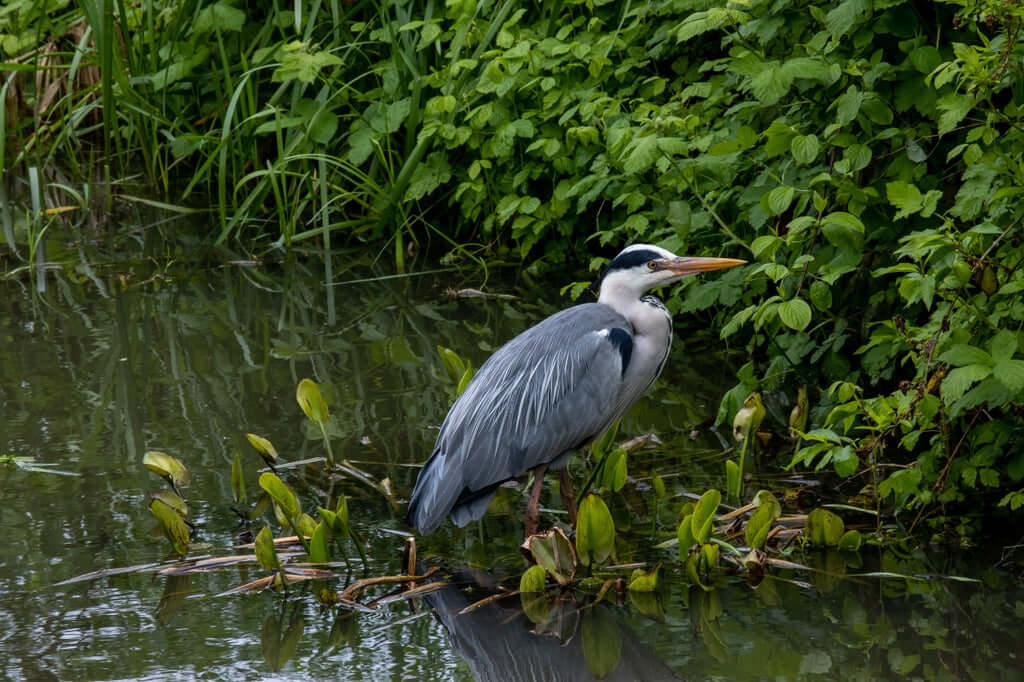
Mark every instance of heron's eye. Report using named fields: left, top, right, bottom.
left=647, top=260, right=658, bottom=270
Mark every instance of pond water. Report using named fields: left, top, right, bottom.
left=1, top=224, right=1023, bottom=681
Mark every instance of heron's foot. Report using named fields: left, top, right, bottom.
left=558, top=468, right=578, bottom=526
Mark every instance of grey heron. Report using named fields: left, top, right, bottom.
left=407, top=244, right=745, bottom=535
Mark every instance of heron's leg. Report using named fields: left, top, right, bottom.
left=525, top=464, right=548, bottom=536
left=558, top=468, right=578, bottom=525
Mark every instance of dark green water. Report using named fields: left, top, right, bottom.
left=1, top=236, right=1022, bottom=681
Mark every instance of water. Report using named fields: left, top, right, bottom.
left=1, top=234, right=1022, bottom=680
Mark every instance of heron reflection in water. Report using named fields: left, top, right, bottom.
left=408, top=244, right=744, bottom=535
left=420, top=568, right=681, bottom=682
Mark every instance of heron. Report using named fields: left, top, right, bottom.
left=407, top=244, right=745, bottom=536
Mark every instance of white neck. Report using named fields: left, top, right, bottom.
left=598, top=275, right=672, bottom=337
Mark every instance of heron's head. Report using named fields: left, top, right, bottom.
left=597, top=244, right=746, bottom=302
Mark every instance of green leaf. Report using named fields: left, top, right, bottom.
left=404, top=152, right=452, bottom=202
left=296, top=378, right=329, bottom=424
left=750, top=235, right=783, bottom=261
left=526, top=528, right=576, bottom=585
left=835, top=86, right=863, bottom=125
left=778, top=298, right=812, bottom=331
left=938, top=345, right=993, bottom=367
left=309, top=522, right=329, bottom=563
left=790, top=134, right=819, bottom=165
left=692, top=489, right=721, bottom=544
left=990, top=330, right=1018, bottom=362
left=677, top=513, right=696, bottom=560
left=193, top=1, right=246, bottom=34
left=274, top=45, right=343, bottom=84
left=941, top=365, right=993, bottom=403
left=826, top=0, right=870, bottom=39
left=576, top=494, right=615, bottom=567
left=809, top=281, right=832, bottom=311
left=599, top=448, right=627, bottom=492
left=519, top=564, right=547, bottom=593
left=838, top=529, right=862, bottom=551
left=627, top=565, right=660, bottom=592
left=151, top=491, right=189, bottom=519
left=993, top=359, right=1024, bottom=393
left=726, top=459, right=741, bottom=500
left=832, top=445, right=859, bottom=477
left=254, top=525, right=280, bottom=571
left=821, top=211, right=864, bottom=249
left=259, top=472, right=301, bottom=519
left=150, top=497, right=191, bottom=556
left=623, top=135, right=659, bottom=174
left=909, top=46, right=942, bottom=73
left=231, top=451, right=246, bottom=505
left=937, top=94, right=974, bottom=135
left=143, top=451, right=191, bottom=489
left=745, top=503, right=775, bottom=549
left=766, top=186, right=795, bottom=216
left=246, top=433, right=279, bottom=463
left=886, top=181, right=924, bottom=220
left=805, top=508, right=845, bottom=547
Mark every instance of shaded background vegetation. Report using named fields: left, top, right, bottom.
left=3, top=0, right=1024, bottom=539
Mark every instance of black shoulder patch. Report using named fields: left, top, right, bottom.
left=606, top=328, right=633, bottom=377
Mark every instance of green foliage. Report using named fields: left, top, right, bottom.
left=10, top=0, right=1024, bottom=536
left=575, top=494, right=616, bottom=567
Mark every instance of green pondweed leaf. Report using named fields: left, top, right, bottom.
left=296, top=378, right=329, bottom=425
left=309, top=522, right=329, bottom=563
left=838, top=529, right=862, bottom=551
left=692, top=489, right=721, bottom=544
left=273, top=503, right=291, bottom=529
left=599, top=448, right=627, bottom=492
left=149, top=496, right=190, bottom=556
left=524, top=527, right=576, bottom=585
left=247, top=433, right=279, bottom=465
left=628, top=564, right=660, bottom=592
left=295, top=513, right=318, bottom=539
left=143, top=451, right=191, bottom=489
left=576, top=494, right=615, bottom=567
left=745, top=503, right=776, bottom=549
left=336, top=494, right=350, bottom=527
left=254, top=525, right=280, bottom=571
left=456, top=366, right=474, bottom=397
left=231, top=450, right=246, bottom=505
left=151, top=491, right=189, bottom=520
left=677, top=513, right=696, bottom=560
left=259, top=472, right=300, bottom=519
left=725, top=460, right=741, bottom=500
left=753, top=490, right=782, bottom=519
left=519, top=564, right=547, bottom=593
left=806, top=508, right=845, bottom=547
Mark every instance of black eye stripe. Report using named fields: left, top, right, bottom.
left=606, top=249, right=662, bottom=272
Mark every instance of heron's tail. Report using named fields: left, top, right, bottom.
left=407, top=449, right=501, bottom=535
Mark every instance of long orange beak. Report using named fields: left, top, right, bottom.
left=660, top=256, right=747, bottom=276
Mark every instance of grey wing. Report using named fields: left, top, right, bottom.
left=407, top=304, right=634, bottom=533
left=456, top=307, right=634, bottom=488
